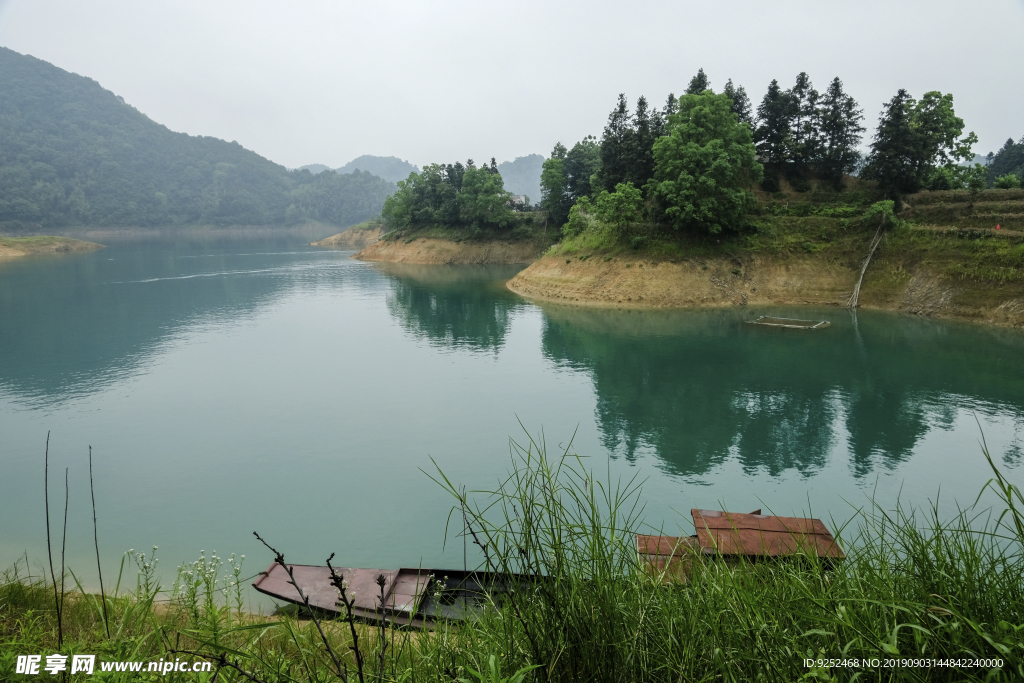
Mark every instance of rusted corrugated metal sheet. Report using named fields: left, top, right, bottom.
left=636, top=534, right=699, bottom=582
left=691, top=509, right=845, bottom=559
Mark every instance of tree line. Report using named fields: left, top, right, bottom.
left=540, top=68, right=995, bottom=239
left=380, top=158, right=526, bottom=234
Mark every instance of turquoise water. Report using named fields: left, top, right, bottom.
left=2, top=235, right=1022, bottom=600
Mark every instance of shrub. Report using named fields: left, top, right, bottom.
left=995, top=174, right=1022, bottom=189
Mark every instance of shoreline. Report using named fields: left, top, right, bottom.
left=353, top=236, right=545, bottom=265
left=507, top=252, right=1024, bottom=328
left=0, top=236, right=104, bottom=259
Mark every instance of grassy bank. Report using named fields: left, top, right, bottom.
left=0, top=236, right=103, bottom=258
left=2, top=437, right=1022, bottom=682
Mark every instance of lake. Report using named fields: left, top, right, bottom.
left=2, top=234, right=1022, bottom=602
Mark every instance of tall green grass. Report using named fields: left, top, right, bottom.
left=2, top=435, right=1022, bottom=682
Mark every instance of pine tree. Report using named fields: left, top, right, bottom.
left=754, top=79, right=795, bottom=174
left=685, top=68, right=710, bottom=95
left=861, top=89, right=922, bottom=199
left=787, top=72, right=819, bottom=173
left=722, top=79, right=752, bottom=126
left=815, top=77, right=864, bottom=187
left=630, top=96, right=659, bottom=187
left=662, top=93, right=679, bottom=119
left=597, top=94, right=633, bottom=192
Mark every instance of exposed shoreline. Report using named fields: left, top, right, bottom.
left=353, top=236, right=545, bottom=265
left=311, top=224, right=385, bottom=249
left=508, top=252, right=1024, bottom=328
left=0, top=236, right=104, bottom=259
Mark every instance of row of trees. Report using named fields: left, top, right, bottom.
left=380, top=158, right=521, bottom=232
left=541, top=68, right=990, bottom=237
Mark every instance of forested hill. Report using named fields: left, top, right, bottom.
left=0, top=47, right=394, bottom=230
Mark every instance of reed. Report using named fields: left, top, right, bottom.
left=1, top=435, right=1021, bottom=682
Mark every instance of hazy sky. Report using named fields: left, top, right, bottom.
left=1, top=0, right=1021, bottom=169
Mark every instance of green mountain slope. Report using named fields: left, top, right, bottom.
left=335, top=155, right=419, bottom=183
left=0, top=47, right=394, bottom=230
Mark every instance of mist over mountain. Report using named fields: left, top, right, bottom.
left=496, top=154, right=545, bottom=203
left=335, top=156, right=420, bottom=183
left=0, top=46, right=393, bottom=230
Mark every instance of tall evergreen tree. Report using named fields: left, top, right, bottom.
left=861, top=90, right=919, bottom=199
left=863, top=89, right=976, bottom=200
left=685, top=68, right=710, bottom=95
left=630, top=96, right=660, bottom=187
left=754, top=79, right=796, bottom=173
left=662, top=93, right=679, bottom=120
left=787, top=72, right=820, bottom=172
left=597, top=94, right=633, bottom=192
left=815, top=77, right=864, bottom=187
left=988, top=136, right=1024, bottom=185
left=723, top=79, right=753, bottom=126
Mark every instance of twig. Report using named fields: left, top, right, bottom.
left=43, top=432, right=63, bottom=649
left=375, top=574, right=389, bottom=683
left=60, top=467, right=69, bottom=642
left=253, top=531, right=347, bottom=682
left=847, top=213, right=886, bottom=309
left=326, top=553, right=365, bottom=683
left=89, top=446, right=110, bottom=638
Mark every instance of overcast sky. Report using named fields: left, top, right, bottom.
left=1, top=0, right=1021, bottom=169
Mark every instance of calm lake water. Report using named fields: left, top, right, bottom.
left=2, top=234, right=1023, bottom=601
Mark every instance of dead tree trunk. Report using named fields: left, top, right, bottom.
left=847, top=215, right=886, bottom=309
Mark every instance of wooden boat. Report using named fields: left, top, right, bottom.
left=252, top=564, right=517, bottom=626
left=745, top=316, right=830, bottom=329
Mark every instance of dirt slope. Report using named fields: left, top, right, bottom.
left=508, top=253, right=1024, bottom=328
left=311, top=225, right=384, bottom=249
left=354, top=237, right=544, bottom=265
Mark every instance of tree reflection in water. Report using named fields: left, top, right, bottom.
left=540, top=304, right=1024, bottom=478
left=379, top=263, right=527, bottom=353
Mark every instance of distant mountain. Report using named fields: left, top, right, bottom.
left=297, top=163, right=333, bottom=174
left=336, top=156, right=419, bottom=183
left=497, top=154, right=545, bottom=204
left=0, top=47, right=394, bottom=230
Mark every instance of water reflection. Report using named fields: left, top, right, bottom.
left=540, top=305, right=1024, bottom=478
left=0, top=237, right=365, bottom=407
left=377, top=263, right=527, bottom=353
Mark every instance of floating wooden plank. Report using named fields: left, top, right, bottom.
left=745, top=316, right=830, bottom=329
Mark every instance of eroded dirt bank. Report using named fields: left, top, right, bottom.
left=0, top=236, right=104, bottom=259
left=508, top=253, right=1024, bottom=328
left=354, top=237, right=544, bottom=265
left=312, top=225, right=385, bottom=249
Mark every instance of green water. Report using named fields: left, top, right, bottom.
left=1, top=235, right=1022, bottom=596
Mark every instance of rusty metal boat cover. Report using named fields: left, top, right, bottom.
left=691, top=509, right=844, bottom=559
left=252, top=564, right=430, bottom=624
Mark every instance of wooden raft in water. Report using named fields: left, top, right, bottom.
left=745, top=316, right=830, bottom=329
